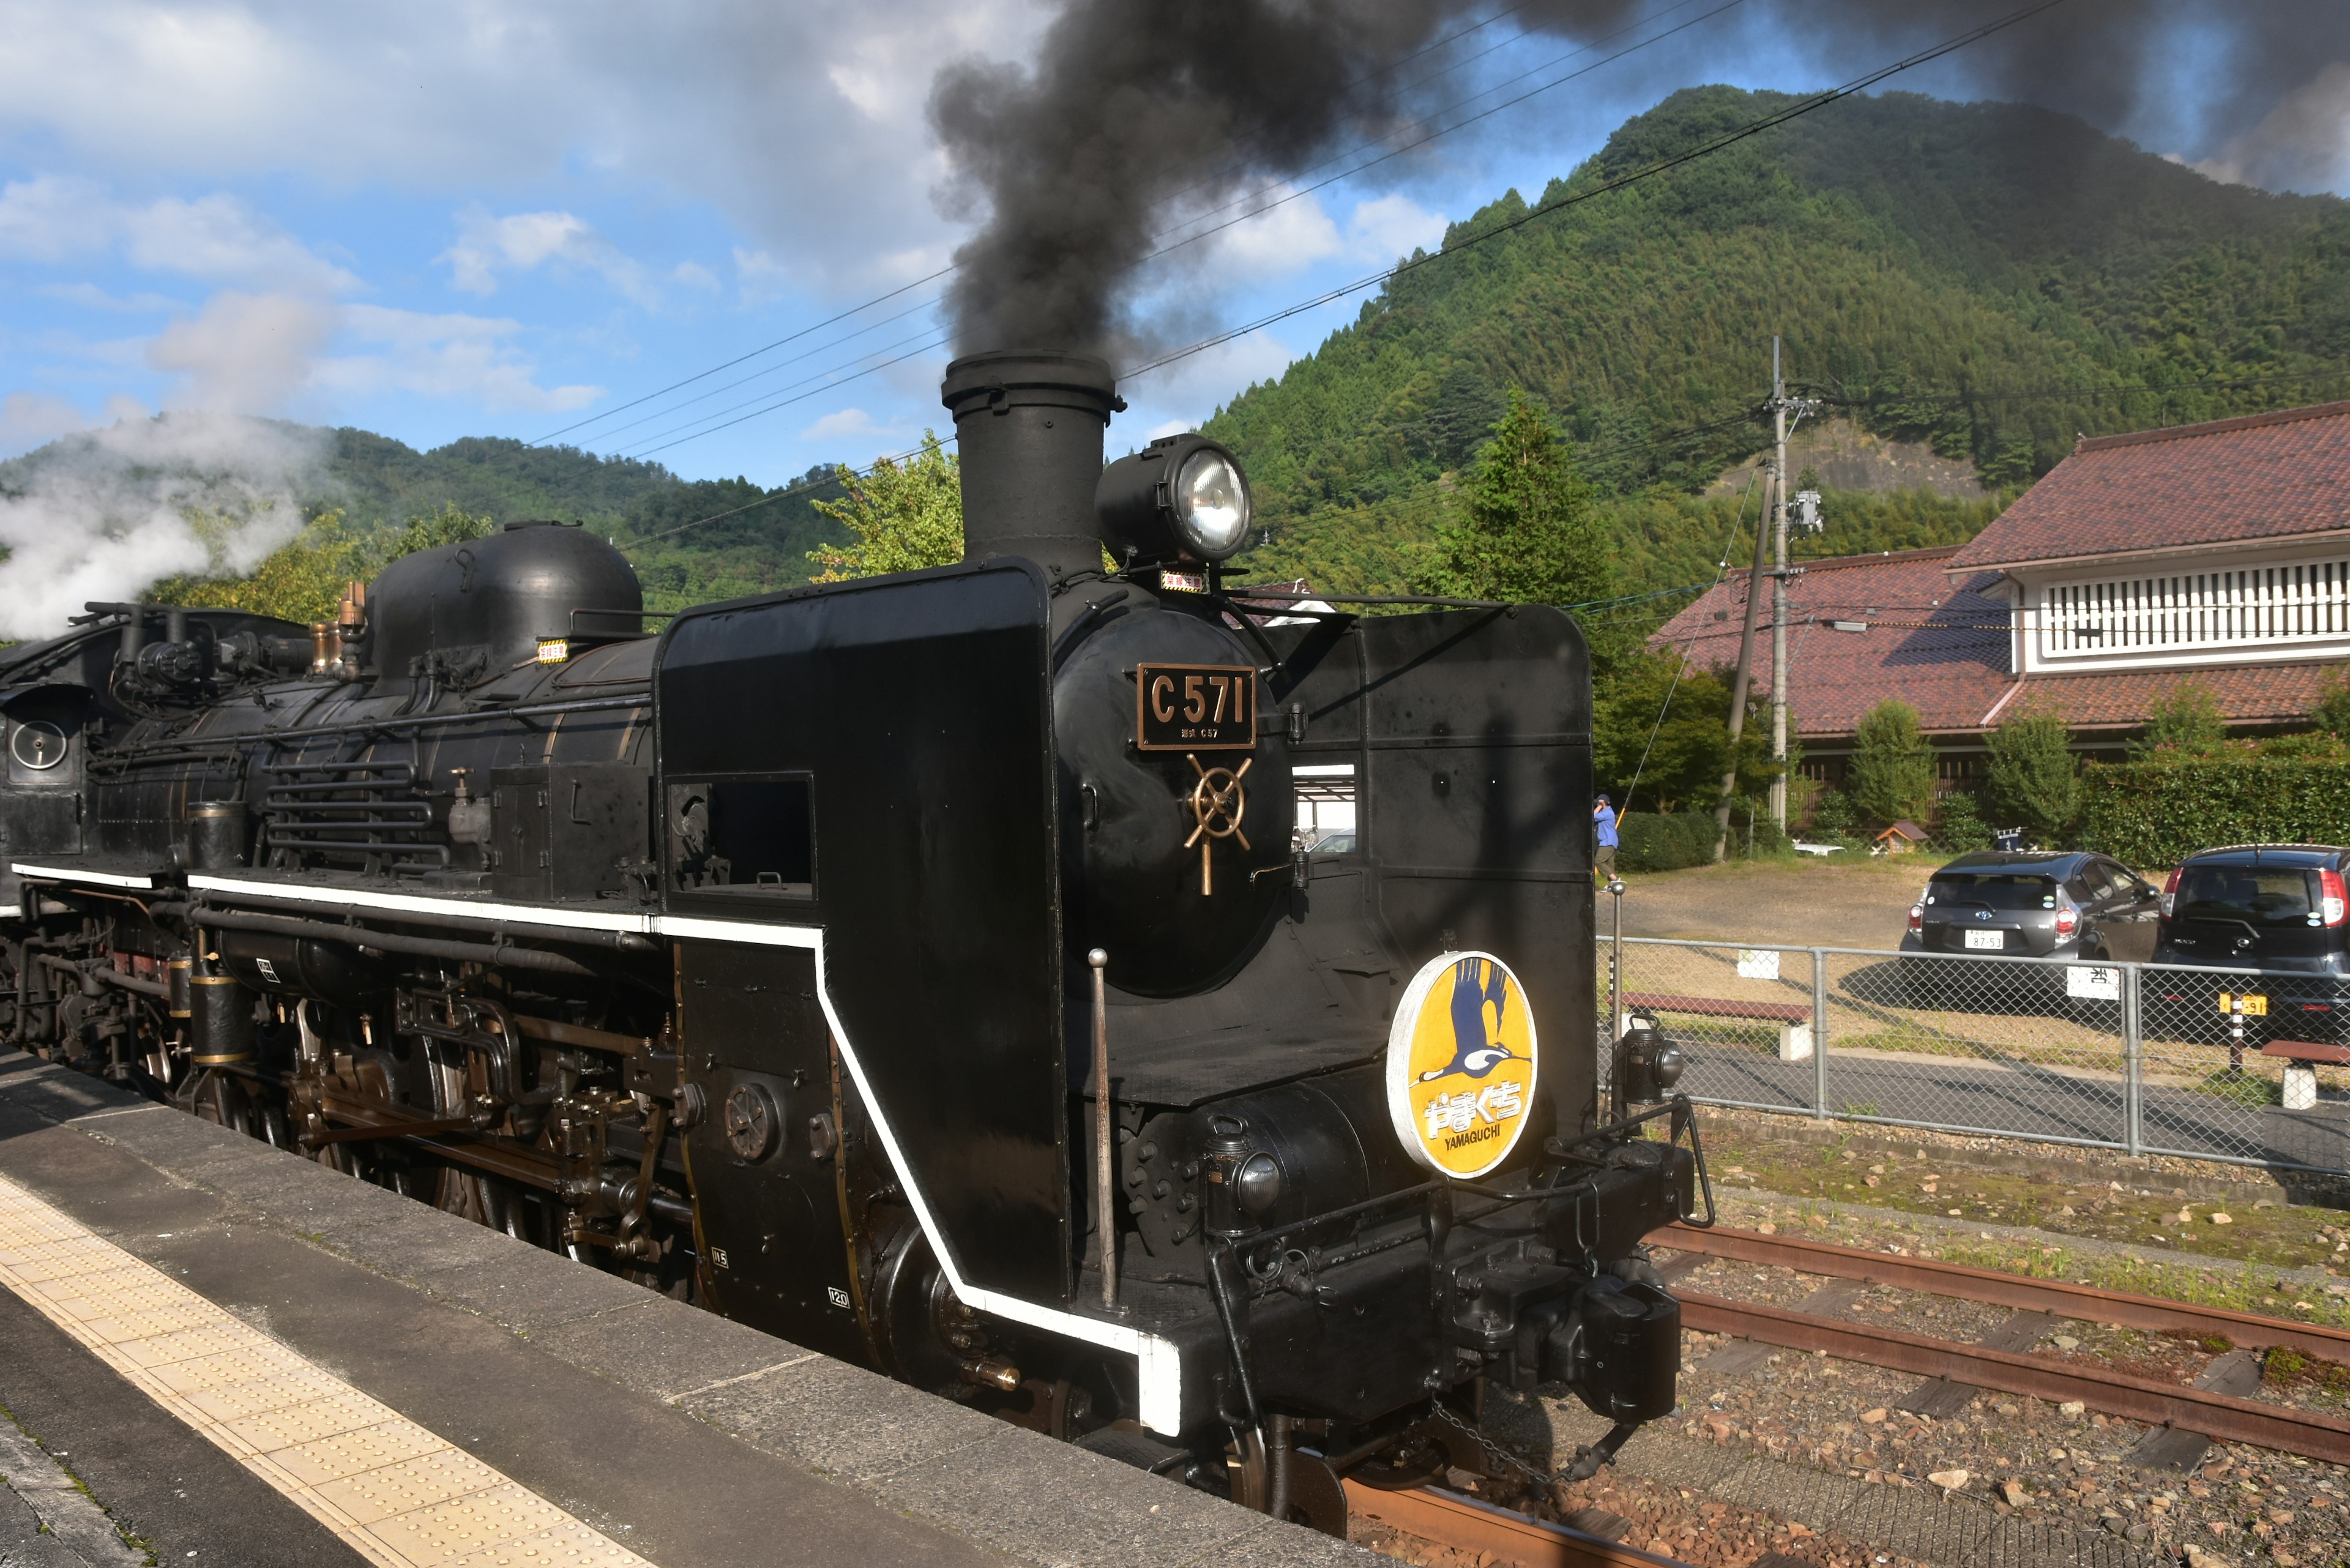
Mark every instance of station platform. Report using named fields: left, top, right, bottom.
left=0, top=1050, right=1370, bottom=1568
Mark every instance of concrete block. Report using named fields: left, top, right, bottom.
left=2284, top=1066, right=2318, bottom=1110
left=1778, top=1023, right=1814, bottom=1062
left=677, top=1354, right=1005, bottom=1484
left=526, top=1298, right=818, bottom=1405
left=874, top=1424, right=1281, bottom=1568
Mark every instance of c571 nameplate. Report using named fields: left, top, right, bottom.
left=1135, top=663, right=1256, bottom=752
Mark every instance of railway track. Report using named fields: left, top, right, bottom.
left=1656, top=1223, right=2350, bottom=1465
left=1343, top=1479, right=1692, bottom=1568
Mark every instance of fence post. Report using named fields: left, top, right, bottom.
left=1811, top=947, right=1829, bottom=1118
left=2124, top=963, right=2143, bottom=1157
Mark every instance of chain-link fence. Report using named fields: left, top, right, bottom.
left=1599, top=937, right=2350, bottom=1176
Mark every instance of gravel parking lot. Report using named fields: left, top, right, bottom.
left=1611, top=854, right=1958, bottom=952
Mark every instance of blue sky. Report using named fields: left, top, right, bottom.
left=2, top=0, right=2345, bottom=490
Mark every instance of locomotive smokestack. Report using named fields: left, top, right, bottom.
left=941, top=351, right=1124, bottom=586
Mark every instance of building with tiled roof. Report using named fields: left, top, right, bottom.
left=1651, top=400, right=2350, bottom=792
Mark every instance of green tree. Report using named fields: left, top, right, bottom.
left=1591, top=647, right=1774, bottom=815
left=151, top=503, right=495, bottom=624
left=1933, top=790, right=1993, bottom=851
left=1846, top=700, right=1936, bottom=825
left=2313, top=665, right=2350, bottom=740
left=1983, top=706, right=2081, bottom=846
left=807, top=434, right=963, bottom=582
left=1422, top=389, right=1609, bottom=610
left=2128, top=681, right=2227, bottom=758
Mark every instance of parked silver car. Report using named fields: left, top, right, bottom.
left=1901, top=850, right=2161, bottom=963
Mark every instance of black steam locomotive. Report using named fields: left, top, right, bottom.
left=0, top=352, right=1704, bottom=1531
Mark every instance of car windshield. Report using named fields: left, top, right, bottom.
left=1925, top=872, right=2057, bottom=911
left=2174, top=865, right=2318, bottom=927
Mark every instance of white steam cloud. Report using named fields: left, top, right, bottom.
left=0, top=411, right=330, bottom=641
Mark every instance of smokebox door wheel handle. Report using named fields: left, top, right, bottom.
left=1182, top=754, right=1251, bottom=895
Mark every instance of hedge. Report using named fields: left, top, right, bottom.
left=1618, top=809, right=1724, bottom=871
left=2078, top=758, right=2350, bottom=866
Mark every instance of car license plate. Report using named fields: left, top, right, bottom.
left=1963, top=930, right=2004, bottom=950
left=2218, top=992, right=2269, bottom=1017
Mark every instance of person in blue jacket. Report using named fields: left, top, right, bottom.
left=1593, top=794, right=1619, bottom=883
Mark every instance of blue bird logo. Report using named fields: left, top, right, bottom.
left=1417, top=957, right=1519, bottom=1083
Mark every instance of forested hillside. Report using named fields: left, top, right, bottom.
left=0, top=425, right=851, bottom=616
left=323, top=431, right=849, bottom=613
left=1210, top=86, right=2350, bottom=599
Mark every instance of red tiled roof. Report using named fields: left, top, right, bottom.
left=1948, top=400, right=2350, bottom=570
left=1652, top=547, right=2014, bottom=738
left=1651, top=546, right=2343, bottom=741
left=2003, top=661, right=2336, bottom=731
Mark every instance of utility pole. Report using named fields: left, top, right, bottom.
left=1769, top=340, right=1790, bottom=832
left=1718, top=338, right=1819, bottom=857
left=1712, top=347, right=1775, bottom=862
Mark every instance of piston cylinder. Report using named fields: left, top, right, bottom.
left=187, top=973, right=257, bottom=1065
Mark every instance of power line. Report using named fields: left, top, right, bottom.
left=541, top=0, right=1745, bottom=457
left=1119, top=0, right=2074, bottom=384
left=611, top=327, right=952, bottom=458
left=616, top=432, right=958, bottom=550
left=1142, top=0, right=1746, bottom=267
left=530, top=269, right=955, bottom=447
left=584, top=296, right=946, bottom=449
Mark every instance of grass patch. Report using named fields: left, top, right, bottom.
left=1693, top=1122, right=2350, bottom=1272
left=1830, top=1025, right=2125, bottom=1076
left=1918, top=1236, right=2350, bottom=1333
left=2191, top=1068, right=2283, bottom=1108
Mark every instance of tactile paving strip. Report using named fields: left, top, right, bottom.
left=0, top=1173, right=657, bottom=1568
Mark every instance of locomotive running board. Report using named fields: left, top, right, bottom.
left=39, top=869, right=1188, bottom=1435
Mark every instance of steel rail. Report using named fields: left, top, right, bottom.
left=1674, top=1290, right=2350, bottom=1464
left=1662, top=1223, right=2350, bottom=1362
left=1341, top=1480, right=1690, bottom=1568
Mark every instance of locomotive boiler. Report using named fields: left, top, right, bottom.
left=0, top=350, right=1706, bottom=1530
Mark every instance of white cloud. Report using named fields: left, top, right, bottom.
left=670, top=260, right=720, bottom=291
left=146, top=291, right=336, bottom=414
left=324, top=304, right=603, bottom=413
left=733, top=245, right=797, bottom=305
left=1116, top=329, right=1297, bottom=443
left=130, top=292, right=599, bottom=418
left=439, top=205, right=655, bottom=304
left=0, top=0, right=1047, bottom=293
left=1346, top=192, right=1447, bottom=263
left=38, top=282, right=185, bottom=313
left=798, top=406, right=902, bottom=446
left=1194, top=185, right=1345, bottom=278
left=0, top=391, right=93, bottom=447
left=2190, top=62, right=2350, bottom=194
left=0, top=174, right=354, bottom=291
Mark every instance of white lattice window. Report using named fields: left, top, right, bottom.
left=2037, top=558, right=2350, bottom=661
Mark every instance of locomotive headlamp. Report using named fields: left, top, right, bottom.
left=1173, top=448, right=1249, bottom=559
left=1095, top=433, right=1253, bottom=566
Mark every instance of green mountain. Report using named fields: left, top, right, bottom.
left=0, top=424, right=851, bottom=616
left=322, top=431, right=851, bottom=613
left=1209, top=86, right=2350, bottom=601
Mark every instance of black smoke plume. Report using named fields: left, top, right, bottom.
left=928, top=0, right=2350, bottom=358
